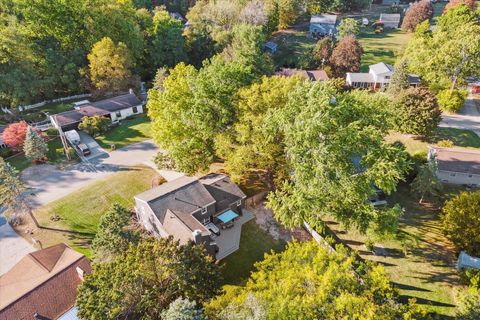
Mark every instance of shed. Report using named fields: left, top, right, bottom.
left=382, top=0, right=399, bottom=5
left=379, top=13, right=401, bottom=28
left=264, top=41, right=278, bottom=54
left=457, top=251, right=480, bottom=270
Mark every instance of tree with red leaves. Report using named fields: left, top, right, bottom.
left=444, top=0, right=476, bottom=12
left=402, top=0, right=434, bottom=32
left=330, top=35, right=363, bottom=77
left=2, top=121, right=29, bottom=150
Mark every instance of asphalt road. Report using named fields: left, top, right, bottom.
left=440, top=94, right=480, bottom=137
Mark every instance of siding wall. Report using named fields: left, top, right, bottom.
left=110, top=105, right=143, bottom=122
left=437, top=170, right=480, bottom=185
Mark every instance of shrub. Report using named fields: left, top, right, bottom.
left=437, top=139, right=454, bottom=147
left=437, top=89, right=468, bottom=112
left=45, top=127, right=59, bottom=137
left=442, top=191, right=480, bottom=256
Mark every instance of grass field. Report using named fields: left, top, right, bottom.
left=271, top=27, right=316, bottom=69
left=32, top=166, right=157, bottom=257
left=324, top=183, right=466, bottom=317
left=96, top=115, right=151, bottom=150
left=220, top=221, right=286, bottom=285
left=357, top=28, right=411, bottom=71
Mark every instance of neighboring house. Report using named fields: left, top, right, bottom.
left=0, top=126, right=6, bottom=149
left=169, top=12, right=186, bottom=23
left=346, top=62, right=420, bottom=89
left=50, top=93, right=143, bottom=131
left=309, top=14, right=338, bottom=38
left=134, top=173, right=252, bottom=260
left=0, top=243, right=91, bottom=320
left=276, top=68, right=329, bottom=81
left=428, top=147, right=480, bottom=186
left=379, top=13, right=401, bottom=28
left=264, top=41, right=278, bottom=54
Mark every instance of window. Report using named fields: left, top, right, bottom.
left=236, top=200, right=242, bottom=207
left=115, top=111, right=121, bottom=118
left=201, top=207, right=207, bottom=214
left=133, top=106, right=138, bottom=113
left=450, top=173, right=456, bottom=177
left=202, top=217, right=210, bottom=225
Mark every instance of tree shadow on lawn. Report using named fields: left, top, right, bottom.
left=399, top=295, right=455, bottom=308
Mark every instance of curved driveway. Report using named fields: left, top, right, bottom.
left=440, top=94, right=480, bottom=137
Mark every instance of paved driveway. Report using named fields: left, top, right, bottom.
left=21, top=139, right=183, bottom=208
left=0, top=222, right=35, bottom=275
left=440, top=94, right=480, bottom=137
left=78, top=131, right=107, bottom=161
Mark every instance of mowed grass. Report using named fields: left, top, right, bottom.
left=221, top=221, right=286, bottom=285
left=34, top=166, right=157, bottom=257
left=96, top=115, right=151, bottom=150
left=324, top=184, right=465, bottom=317
left=386, top=128, right=480, bottom=156
left=271, top=27, right=316, bottom=68
left=358, top=28, right=412, bottom=71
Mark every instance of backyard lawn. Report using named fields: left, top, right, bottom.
left=323, top=184, right=466, bottom=317
left=31, top=166, right=158, bottom=257
left=96, top=115, right=151, bottom=150
left=271, top=27, right=316, bottom=69
left=220, top=221, right=286, bottom=285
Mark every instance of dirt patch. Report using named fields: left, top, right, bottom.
left=248, top=201, right=311, bottom=242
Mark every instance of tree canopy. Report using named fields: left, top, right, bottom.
left=0, top=156, right=24, bottom=211
left=330, top=35, right=363, bottom=77
left=23, top=126, right=47, bottom=161
left=77, top=238, right=221, bottom=320
left=401, top=0, right=434, bottom=32
left=206, top=241, right=427, bottom=319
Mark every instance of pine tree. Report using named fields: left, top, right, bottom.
left=0, top=157, right=25, bottom=210
left=387, top=58, right=410, bottom=94
left=23, top=126, right=47, bottom=162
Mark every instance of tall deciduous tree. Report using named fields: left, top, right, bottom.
left=2, top=121, right=28, bottom=150
left=78, top=115, right=110, bottom=137
left=87, top=37, right=136, bottom=93
left=457, top=287, right=480, bottom=320
left=330, top=35, right=363, bottom=77
left=337, top=18, right=360, bottom=39
left=0, top=157, right=24, bottom=211
left=23, top=126, right=47, bottom=162
left=312, top=37, right=334, bottom=68
left=92, top=204, right=138, bottom=262
left=393, top=87, right=442, bottom=137
left=206, top=242, right=427, bottom=319
left=148, top=8, right=188, bottom=70
left=266, top=84, right=411, bottom=234
left=77, top=238, right=221, bottom=320
left=148, top=57, right=254, bottom=174
left=401, top=0, right=434, bottom=32
left=444, top=0, right=476, bottom=12
left=216, top=75, right=304, bottom=187
left=442, top=191, right=480, bottom=256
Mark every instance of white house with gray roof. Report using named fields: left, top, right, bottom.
left=346, top=62, right=420, bottom=89
left=309, top=14, right=339, bottom=38
left=428, top=147, right=480, bottom=186
left=379, top=13, right=401, bottom=29
left=134, top=174, right=252, bottom=260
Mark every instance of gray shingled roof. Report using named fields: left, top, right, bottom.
left=379, top=13, right=401, bottom=23
left=433, top=147, right=480, bottom=175
left=369, top=62, right=393, bottom=75
left=200, top=174, right=246, bottom=212
left=347, top=73, right=375, bottom=82
left=310, top=14, right=337, bottom=25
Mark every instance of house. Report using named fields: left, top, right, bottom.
left=309, top=14, right=338, bottom=38
left=169, top=12, right=186, bottom=23
left=276, top=68, right=329, bottom=81
left=0, top=243, right=91, bottom=320
left=50, top=93, right=143, bottom=131
left=263, top=41, right=278, bottom=54
left=379, top=13, right=401, bottom=28
left=428, top=147, right=480, bottom=186
left=134, top=173, right=252, bottom=260
left=346, top=62, right=420, bottom=89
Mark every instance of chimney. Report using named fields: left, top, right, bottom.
left=192, top=229, right=202, bottom=244
left=76, top=266, right=85, bottom=281
left=129, top=88, right=134, bottom=94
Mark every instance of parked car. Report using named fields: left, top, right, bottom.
left=77, top=143, right=91, bottom=156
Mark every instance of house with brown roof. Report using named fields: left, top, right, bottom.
left=276, top=68, right=329, bottom=81
left=428, top=147, right=480, bottom=186
left=50, top=93, right=143, bottom=131
left=134, top=173, right=253, bottom=260
left=0, top=243, right=91, bottom=320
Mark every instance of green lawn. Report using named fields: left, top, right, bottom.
left=220, top=221, right=286, bottom=285
left=33, top=166, right=158, bottom=257
left=386, top=128, right=480, bottom=156
left=96, top=115, right=151, bottom=150
left=271, top=28, right=316, bottom=69
left=357, top=28, right=412, bottom=71
left=323, top=183, right=466, bottom=317
left=6, top=137, right=75, bottom=172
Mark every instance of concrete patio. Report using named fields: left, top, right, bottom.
left=213, top=210, right=254, bottom=260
